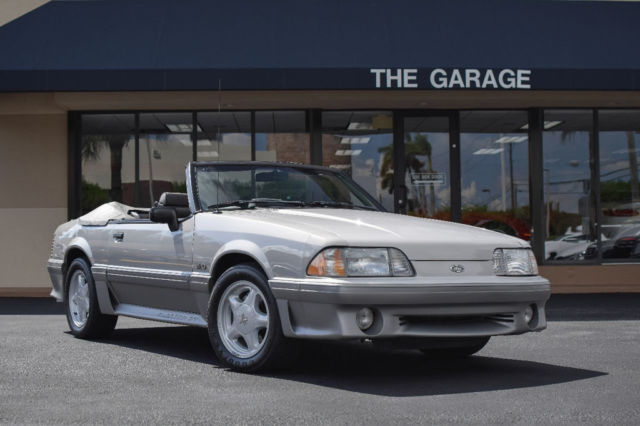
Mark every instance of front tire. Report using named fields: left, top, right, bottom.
left=64, top=258, right=117, bottom=339
left=207, top=264, right=297, bottom=372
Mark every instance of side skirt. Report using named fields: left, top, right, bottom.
left=113, top=303, right=208, bottom=328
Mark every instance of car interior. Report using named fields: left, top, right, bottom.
left=156, top=192, right=191, bottom=219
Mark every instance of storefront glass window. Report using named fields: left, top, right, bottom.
left=461, top=111, right=530, bottom=240
left=598, top=110, right=640, bottom=261
left=80, top=114, right=136, bottom=214
left=543, top=110, right=595, bottom=261
left=321, top=111, right=394, bottom=211
left=138, top=113, right=193, bottom=206
left=403, top=116, right=450, bottom=219
left=197, top=112, right=251, bottom=162
left=255, top=111, right=309, bottom=163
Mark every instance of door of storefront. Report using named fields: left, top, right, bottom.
left=394, top=112, right=459, bottom=220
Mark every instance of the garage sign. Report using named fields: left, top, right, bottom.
left=369, top=68, right=532, bottom=89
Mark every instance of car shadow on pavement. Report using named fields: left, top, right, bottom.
left=275, top=340, right=607, bottom=397
left=99, top=326, right=223, bottom=366
left=98, top=325, right=607, bottom=397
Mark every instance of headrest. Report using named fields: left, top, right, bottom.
left=159, top=192, right=189, bottom=208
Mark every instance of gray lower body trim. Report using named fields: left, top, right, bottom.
left=269, top=276, right=550, bottom=339
left=46, top=259, right=64, bottom=302
left=92, top=264, right=116, bottom=315
left=269, top=276, right=550, bottom=305
left=91, top=264, right=211, bottom=324
left=113, top=303, right=207, bottom=327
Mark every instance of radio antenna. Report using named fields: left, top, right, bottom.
left=217, top=78, right=222, bottom=147
left=213, top=78, right=222, bottom=213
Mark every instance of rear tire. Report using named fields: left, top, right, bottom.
left=207, top=263, right=298, bottom=372
left=419, top=337, right=490, bottom=359
left=64, top=258, right=117, bottom=339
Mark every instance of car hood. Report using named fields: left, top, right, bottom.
left=222, top=208, right=528, bottom=261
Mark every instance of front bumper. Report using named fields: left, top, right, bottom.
left=269, top=275, right=550, bottom=339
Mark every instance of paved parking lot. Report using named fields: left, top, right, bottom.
left=1, top=295, right=639, bottom=425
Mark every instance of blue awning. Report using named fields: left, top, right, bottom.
left=1, top=0, right=639, bottom=92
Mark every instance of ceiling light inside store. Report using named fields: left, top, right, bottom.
left=520, top=121, right=562, bottom=130
left=347, top=122, right=373, bottom=130
left=494, top=136, right=528, bottom=144
left=341, top=137, right=370, bottom=145
left=473, top=148, right=504, bottom=155
left=335, top=149, right=362, bottom=156
left=166, top=124, right=204, bottom=133
left=198, top=151, right=219, bottom=158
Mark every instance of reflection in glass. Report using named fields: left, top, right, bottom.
left=543, top=110, right=594, bottom=261
left=461, top=111, right=530, bottom=240
left=139, top=113, right=193, bottom=206
left=255, top=111, right=309, bottom=163
left=596, top=110, right=640, bottom=261
left=195, top=164, right=377, bottom=210
left=403, top=117, right=450, bottom=219
left=81, top=114, right=135, bottom=213
left=321, top=111, right=394, bottom=211
left=197, top=112, right=251, bottom=162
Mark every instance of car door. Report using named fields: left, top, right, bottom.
left=105, top=217, right=197, bottom=313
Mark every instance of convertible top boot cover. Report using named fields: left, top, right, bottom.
left=78, top=202, right=145, bottom=226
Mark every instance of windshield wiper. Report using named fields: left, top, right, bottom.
left=208, top=198, right=305, bottom=210
left=208, top=200, right=256, bottom=210
left=303, top=201, right=377, bottom=211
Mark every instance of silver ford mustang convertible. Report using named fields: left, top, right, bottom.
left=47, top=162, right=550, bottom=372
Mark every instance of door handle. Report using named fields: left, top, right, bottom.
left=112, top=232, right=124, bottom=242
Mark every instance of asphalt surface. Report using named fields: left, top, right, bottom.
left=1, top=295, right=639, bottom=425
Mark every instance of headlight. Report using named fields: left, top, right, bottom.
left=307, top=247, right=414, bottom=277
left=493, top=248, right=538, bottom=276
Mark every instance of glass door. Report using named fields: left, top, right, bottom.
left=397, top=114, right=452, bottom=219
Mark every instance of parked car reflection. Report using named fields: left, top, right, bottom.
left=584, top=224, right=640, bottom=260
left=545, top=229, right=603, bottom=260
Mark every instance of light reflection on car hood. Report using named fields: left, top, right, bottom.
left=218, top=208, right=528, bottom=261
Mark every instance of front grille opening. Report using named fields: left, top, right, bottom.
left=399, top=313, right=516, bottom=327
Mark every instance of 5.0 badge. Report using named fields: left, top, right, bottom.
left=449, top=264, right=465, bottom=273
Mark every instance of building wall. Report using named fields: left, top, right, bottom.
left=0, top=91, right=639, bottom=296
left=0, top=107, right=67, bottom=295
left=0, top=0, right=50, bottom=28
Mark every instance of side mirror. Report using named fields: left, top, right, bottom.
left=150, top=207, right=179, bottom=232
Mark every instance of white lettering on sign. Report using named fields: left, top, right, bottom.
left=465, top=69, right=481, bottom=88
left=517, top=69, right=531, bottom=88
left=370, top=69, right=385, bottom=88
left=482, top=70, right=498, bottom=88
left=370, top=68, right=418, bottom=88
left=430, top=68, right=447, bottom=89
left=404, top=69, right=418, bottom=88
left=371, top=68, right=531, bottom=89
left=449, top=69, right=464, bottom=88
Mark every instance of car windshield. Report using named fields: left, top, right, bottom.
left=194, top=164, right=381, bottom=211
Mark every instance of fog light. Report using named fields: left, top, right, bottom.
left=356, top=308, right=374, bottom=330
left=524, top=305, right=535, bottom=324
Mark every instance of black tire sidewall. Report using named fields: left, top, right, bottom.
left=207, top=264, right=284, bottom=372
left=64, top=258, right=100, bottom=338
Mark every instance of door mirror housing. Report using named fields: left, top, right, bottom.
left=150, top=207, right=179, bottom=232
